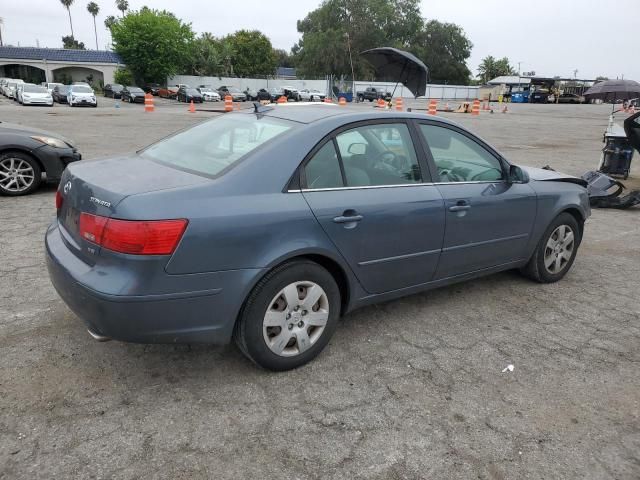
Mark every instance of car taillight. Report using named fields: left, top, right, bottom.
left=55, top=190, right=63, bottom=211
left=79, top=213, right=187, bottom=255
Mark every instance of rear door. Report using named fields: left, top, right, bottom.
left=415, top=121, right=536, bottom=280
left=300, top=120, right=445, bottom=294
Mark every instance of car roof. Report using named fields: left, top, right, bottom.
left=245, top=103, right=460, bottom=127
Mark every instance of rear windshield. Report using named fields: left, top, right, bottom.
left=141, top=115, right=295, bottom=177
left=24, top=85, right=47, bottom=93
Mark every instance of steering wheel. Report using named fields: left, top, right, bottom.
left=372, top=150, right=399, bottom=173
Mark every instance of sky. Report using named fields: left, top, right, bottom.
left=1, top=0, right=638, bottom=81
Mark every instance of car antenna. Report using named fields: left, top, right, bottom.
left=253, top=102, right=273, bottom=114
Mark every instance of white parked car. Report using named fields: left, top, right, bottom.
left=5, top=79, right=24, bottom=99
left=298, top=89, right=326, bottom=102
left=16, top=83, right=36, bottom=104
left=21, top=84, right=54, bottom=106
left=67, top=85, right=97, bottom=107
left=197, top=87, right=221, bottom=101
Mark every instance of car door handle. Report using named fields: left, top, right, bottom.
left=333, top=214, right=363, bottom=223
left=333, top=212, right=363, bottom=223
left=449, top=201, right=471, bottom=212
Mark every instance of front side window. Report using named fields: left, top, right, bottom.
left=335, top=123, right=422, bottom=187
left=419, top=124, right=504, bottom=183
left=141, top=115, right=294, bottom=177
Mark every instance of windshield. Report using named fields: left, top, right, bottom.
left=200, top=88, right=214, bottom=93
left=24, top=85, right=47, bottom=93
left=187, top=89, right=199, bottom=94
left=226, top=87, right=241, bottom=93
left=72, top=86, right=93, bottom=93
left=128, top=87, right=143, bottom=93
left=141, top=115, right=295, bottom=177
left=111, top=84, right=123, bottom=90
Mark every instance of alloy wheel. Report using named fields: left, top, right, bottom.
left=262, top=281, right=329, bottom=357
left=0, top=157, right=35, bottom=193
left=544, top=225, right=575, bottom=274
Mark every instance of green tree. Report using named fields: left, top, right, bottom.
left=411, top=20, right=472, bottom=85
left=62, top=35, right=85, bottom=49
left=110, top=8, right=194, bottom=84
left=294, top=0, right=423, bottom=78
left=274, top=48, right=295, bottom=68
left=477, top=56, right=515, bottom=83
left=226, top=30, right=276, bottom=77
left=116, top=0, right=128, bottom=17
left=113, top=67, right=134, bottom=85
left=87, top=2, right=100, bottom=50
left=60, top=0, right=75, bottom=39
left=292, top=0, right=471, bottom=86
left=189, top=33, right=223, bottom=76
left=104, top=15, right=117, bottom=29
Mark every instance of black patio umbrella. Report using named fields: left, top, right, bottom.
left=360, top=47, right=428, bottom=98
left=583, top=79, right=640, bottom=103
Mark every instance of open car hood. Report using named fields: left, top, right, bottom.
left=521, top=166, right=587, bottom=187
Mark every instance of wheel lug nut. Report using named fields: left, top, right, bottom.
left=288, top=324, right=293, bottom=330
left=298, top=321, right=304, bottom=327
left=294, top=306, right=300, bottom=311
left=302, top=310, right=307, bottom=316
left=286, top=313, right=291, bottom=319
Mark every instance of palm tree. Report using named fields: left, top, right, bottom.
left=115, top=0, right=128, bottom=17
left=60, top=0, right=75, bottom=39
left=87, top=2, right=100, bottom=50
left=104, top=15, right=116, bottom=49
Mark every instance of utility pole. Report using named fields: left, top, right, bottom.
left=0, top=18, right=4, bottom=47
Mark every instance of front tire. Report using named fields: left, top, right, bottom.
left=234, top=261, right=341, bottom=371
left=520, top=212, right=581, bottom=283
left=0, top=151, right=42, bottom=196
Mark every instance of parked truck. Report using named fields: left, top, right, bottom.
left=356, top=87, right=392, bottom=102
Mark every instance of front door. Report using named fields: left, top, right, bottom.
left=416, top=122, right=537, bottom=280
left=301, top=122, right=445, bottom=294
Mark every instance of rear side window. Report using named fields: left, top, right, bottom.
left=141, top=115, right=294, bottom=177
left=335, top=123, right=422, bottom=187
left=304, top=142, right=344, bottom=189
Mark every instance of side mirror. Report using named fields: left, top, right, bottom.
left=508, top=165, right=529, bottom=184
left=347, top=143, right=367, bottom=155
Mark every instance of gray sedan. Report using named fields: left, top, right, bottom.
left=46, top=105, right=590, bottom=370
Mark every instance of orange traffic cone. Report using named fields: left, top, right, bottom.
left=277, top=95, right=287, bottom=104
left=224, top=95, right=233, bottom=112
left=188, top=100, right=196, bottom=113
left=144, top=93, right=154, bottom=112
left=377, top=98, right=385, bottom=108
left=395, top=97, right=404, bottom=111
left=471, top=99, right=480, bottom=116
left=428, top=99, right=437, bottom=115
left=324, top=97, right=332, bottom=104
left=338, top=97, right=347, bottom=106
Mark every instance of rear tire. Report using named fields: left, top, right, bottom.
left=234, top=261, right=341, bottom=371
left=520, top=212, right=581, bottom=283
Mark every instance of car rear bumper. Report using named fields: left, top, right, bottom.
left=45, top=221, right=262, bottom=345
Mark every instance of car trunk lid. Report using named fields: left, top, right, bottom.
left=56, top=154, right=208, bottom=263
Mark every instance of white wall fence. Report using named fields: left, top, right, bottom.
left=168, top=75, right=479, bottom=100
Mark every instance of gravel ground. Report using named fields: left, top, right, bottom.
left=1, top=96, right=639, bottom=480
